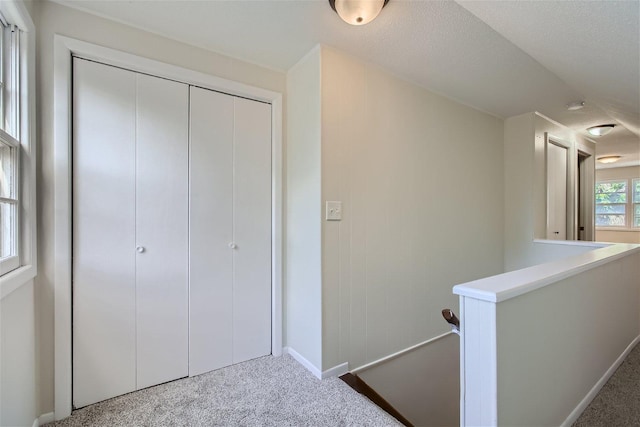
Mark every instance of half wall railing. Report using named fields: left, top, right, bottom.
left=453, top=242, right=640, bottom=426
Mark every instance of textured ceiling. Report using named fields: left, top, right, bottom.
left=53, top=0, right=639, bottom=164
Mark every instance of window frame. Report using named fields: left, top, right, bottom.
left=0, top=17, right=21, bottom=275
left=0, top=0, right=36, bottom=296
left=1, top=129, right=20, bottom=272
left=595, top=178, right=640, bottom=231
left=595, top=179, right=628, bottom=228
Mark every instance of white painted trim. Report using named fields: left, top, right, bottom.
left=0, top=0, right=38, bottom=296
left=284, top=347, right=322, bottom=380
left=283, top=347, right=349, bottom=379
left=560, top=335, right=640, bottom=427
left=271, top=95, right=283, bottom=357
left=0, top=264, right=35, bottom=299
left=323, top=362, right=349, bottom=379
left=53, top=35, right=284, bottom=420
left=351, top=331, right=454, bottom=374
left=532, top=239, right=608, bottom=248
left=37, top=412, right=55, bottom=426
left=459, top=298, right=498, bottom=427
left=458, top=296, right=466, bottom=427
left=0, top=1, right=34, bottom=32
left=453, top=243, right=640, bottom=303
left=53, top=34, right=73, bottom=421
left=56, top=36, right=278, bottom=103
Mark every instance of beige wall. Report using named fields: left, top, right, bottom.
left=1, top=281, right=37, bottom=427
left=35, top=0, right=285, bottom=415
left=318, top=47, right=504, bottom=371
left=358, top=334, right=459, bottom=427
left=595, top=166, right=640, bottom=244
left=596, top=230, right=640, bottom=244
left=282, top=45, right=503, bottom=421
left=285, top=47, right=323, bottom=368
left=496, top=250, right=640, bottom=425
left=504, top=112, right=596, bottom=271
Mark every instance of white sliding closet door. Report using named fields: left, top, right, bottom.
left=73, top=58, right=189, bottom=407
left=189, top=87, right=272, bottom=376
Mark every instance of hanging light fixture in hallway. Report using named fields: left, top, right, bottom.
left=328, top=0, right=390, bottom=25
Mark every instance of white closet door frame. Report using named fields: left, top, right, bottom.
left=53, top=35, right=283, bottom=420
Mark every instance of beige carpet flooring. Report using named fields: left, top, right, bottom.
left=46, top=354, right=401, bottom=427
left=573, top=343, right=640, bottom=426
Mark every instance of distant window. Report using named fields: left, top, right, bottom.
left=595, top=180, right=627, bottom=227
left=633, top=179, right=640, bottom=228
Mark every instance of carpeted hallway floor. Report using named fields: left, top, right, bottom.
left=573, top=343, right=640, bottom=426
left=46, top=354, right=401, bottom=427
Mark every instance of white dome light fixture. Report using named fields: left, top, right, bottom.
left=597, top=156, right=622, bottom=164
left=587, top=124, right=615, bottom=136
left=329, top=0, right=390, bottom=26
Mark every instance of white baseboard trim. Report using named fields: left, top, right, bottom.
left=283, top=347, right=349, bottom=380
left=40, top=412, right=56, bottom=424
left=322, top=362, right=349, bottom=379
left=284, top=346, right=322, bottom=379
left=561, top=334, right=640, bottom=427
left=33, top=411, right=55, bottom=426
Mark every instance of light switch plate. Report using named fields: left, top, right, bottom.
left=326, top=201, right=342, bottom=221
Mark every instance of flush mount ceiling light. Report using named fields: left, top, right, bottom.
left=328, top=0, right=390, bottom=26
left=597, top=156, right=622, bottom=164
left=566, top=101, right=585, bottom=111
left=587, top=124, right=615, bottom=136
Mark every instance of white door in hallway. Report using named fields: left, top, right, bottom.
left=73, top=58, right=189, bottom=407
left=189, top=87, right=272, bottom=376
left=546, top=141, right=568, bottom=240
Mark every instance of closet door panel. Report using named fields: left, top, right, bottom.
left=232, top=98, right=272, bottom=362
left=73, top=59, right=137, bottom=407
left=189, top=87, right=234, bottom=375
left=135, top=74, right=189, bottom=389
left=546, top=142, right=568, bottom=240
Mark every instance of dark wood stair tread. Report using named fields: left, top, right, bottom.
left=340, top=373, right=414, bottom=427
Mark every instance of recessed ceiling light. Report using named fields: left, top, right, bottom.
left=566, top=101, right=585, bottom=111
left=597, top=156, right=622, bottom=164
left=587, top=124, right=615, bottom=136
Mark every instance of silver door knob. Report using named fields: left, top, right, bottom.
left=136, top=246, right=145, bottom=253
left=228, top=243, right=237, bottom=249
